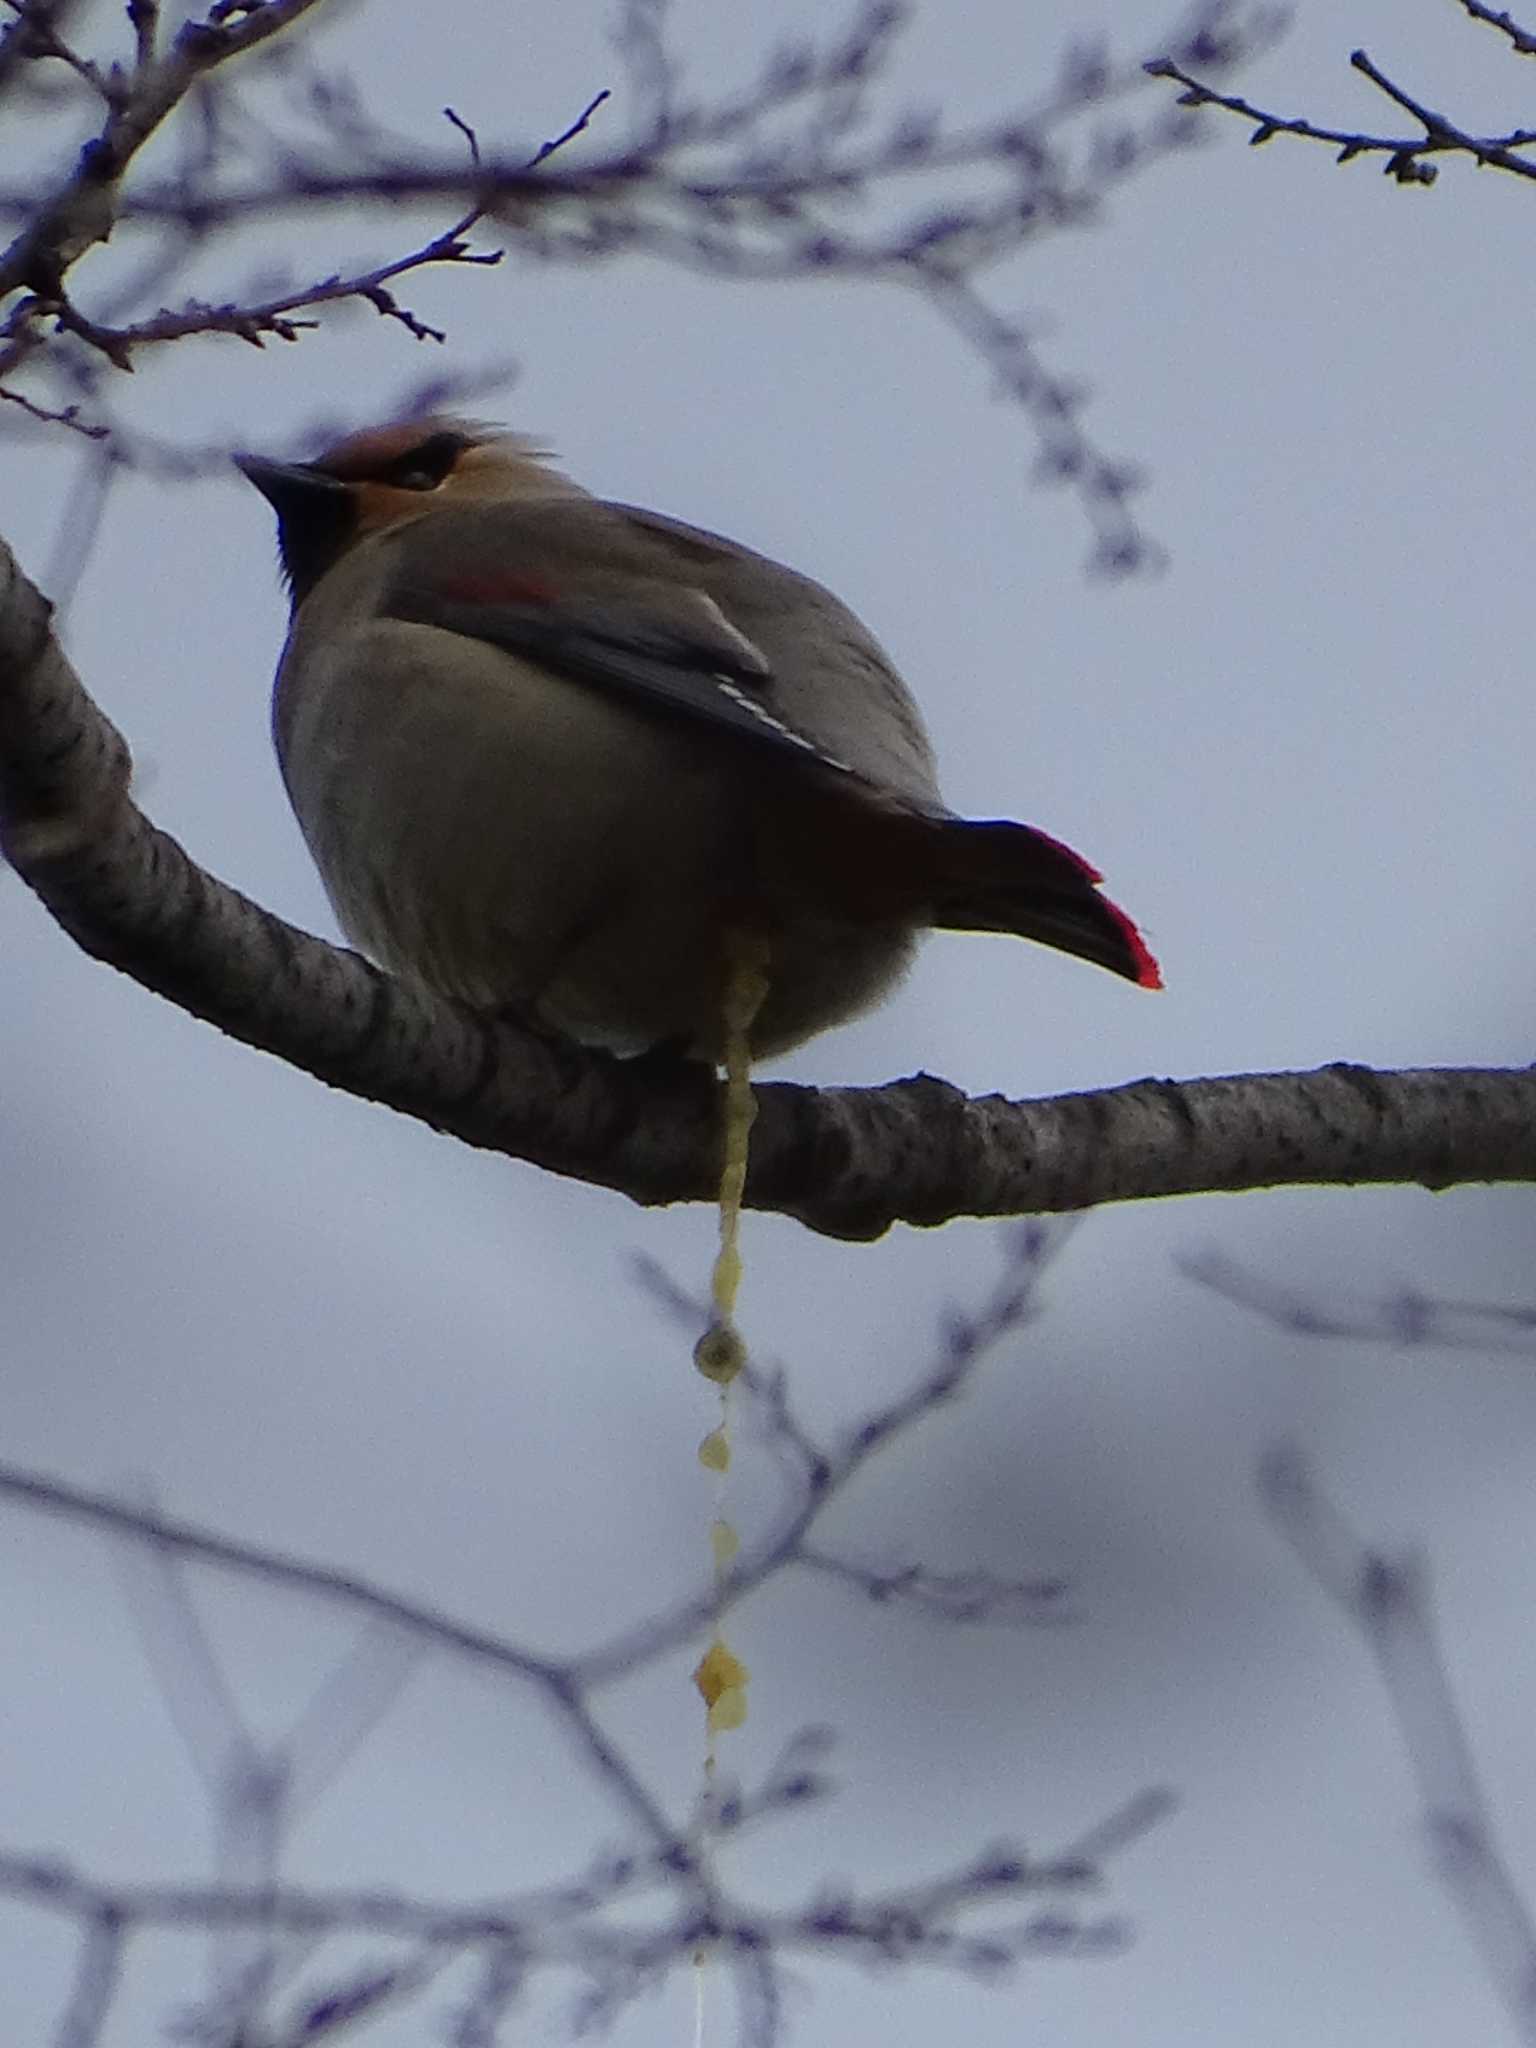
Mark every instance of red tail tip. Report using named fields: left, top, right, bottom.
left=1106, top=897, right=1163, bottom=990
left=1031, top=823, right=1104, bottom=888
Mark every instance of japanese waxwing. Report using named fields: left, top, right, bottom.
left=237, top=417, right=1160, bottom=1063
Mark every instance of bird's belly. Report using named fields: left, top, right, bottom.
left=277, top=623, right=917, bottom=1059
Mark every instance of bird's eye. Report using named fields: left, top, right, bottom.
left=381, top=432, right=464, bottom=492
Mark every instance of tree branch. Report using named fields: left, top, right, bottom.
left=1148, top=30, right=1536, bottom=188
left=0, top=0, right=333, bottom=304
left=0, top=1231, right=1168, bottom=2043
left=1263, top=1448, right=1536, bottom=2046
left=3, top=533, right=1533, bottom=1238
left=1455, top=1, right=1536, bottom=57
left=0, top=2, right=1286, bottom=576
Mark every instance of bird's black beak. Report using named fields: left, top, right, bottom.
left=235, top=453, right=356, bottom=604
left=234, top=452, right=348, bottom=512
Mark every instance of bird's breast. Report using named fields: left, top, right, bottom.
left=279, top=615, right=754, bottom=1011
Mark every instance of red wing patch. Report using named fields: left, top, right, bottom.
left=434, top=572, right=560, bottom=608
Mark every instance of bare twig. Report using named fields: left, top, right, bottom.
left=523, top=86, right=613, bottom=170
left=0, top=1232, right=1168, bottom=2042
left=53, top=1902, right=124, bottom=2048
left=1349, top=45, right=1536, bottom=180
left=1263, top=1447, right=1536, bottom=2045
left=0, top=0, right=111, bottom=99
left=39, top=439, right=116, bottom=611
left=1455, top=1, right=1536, bottom=56
left=0, top=381, right=106, bottom=434
left=0, top=0, right=334, bottom=305
left=0, top=0, right=1283, bottom=570
left=918, top=266, right=1160, bottom=578
left=1181, top=1249, right=1536, bottom=1356
left=1148, top=20, right=1536, bottom=188
left=0, top=0, right=84, bottom=99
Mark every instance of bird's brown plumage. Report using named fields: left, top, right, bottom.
left=238, top=417, right=1158, bottom=1061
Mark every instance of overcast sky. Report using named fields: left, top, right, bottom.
left=5, top=2, right=1536, bottom=2043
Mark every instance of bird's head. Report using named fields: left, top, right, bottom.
left=235, top=416, right=586, bottom=601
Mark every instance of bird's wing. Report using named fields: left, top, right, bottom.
left=380, top=502, right=868, bottom=782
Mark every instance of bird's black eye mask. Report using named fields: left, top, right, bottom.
left=237, top=431, right=474, bottom=601
left=371, top=431, right=467, bottom=493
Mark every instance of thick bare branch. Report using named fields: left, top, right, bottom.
left=2, top=534, right=1534, bottom=1238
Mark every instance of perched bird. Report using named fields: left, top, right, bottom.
left=237, top=417, right=1160, bottom=1062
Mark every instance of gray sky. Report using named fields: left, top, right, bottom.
left=5, top=2, right=1536, bottom=2043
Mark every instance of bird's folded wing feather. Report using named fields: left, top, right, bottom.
left=383, top=555, right=864, bottom=780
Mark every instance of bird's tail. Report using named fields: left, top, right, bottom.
left=918, top=815, right=1161, bottom=987
left=761, top=783, right=1161, bottom=988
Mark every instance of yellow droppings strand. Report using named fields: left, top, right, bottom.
left=709, top=1686, right=749, bottom=1734
left=693, top=1321, right=747, bottom=1385
left=693, top=931, right=770, bottom=1387
left=712, top=1244, right=744, bottom=1314
left=694, top=1638, right=749, bottom=1714
left=695, top=928, right=770, bottom=1844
